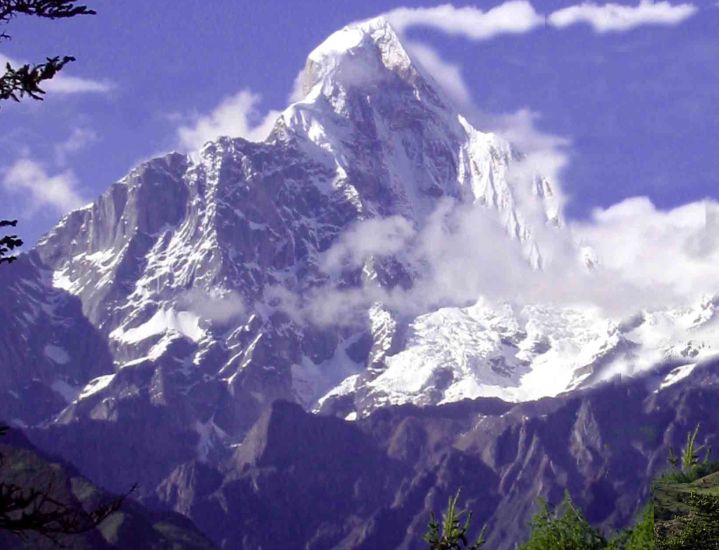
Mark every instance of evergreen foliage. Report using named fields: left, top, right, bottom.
left=681, top=424, right=703, bottom=472
left=518, top=492, right=607, bottom=550
left=659, top=423, right=719, bottom=484
left=610, top=504, right=655, bottom=550
left=424, top=490, right=486, bottom=550
left=657, top=492, right=719, bottom=549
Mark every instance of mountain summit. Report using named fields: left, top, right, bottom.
left=301, top=17, right=421, bottom=96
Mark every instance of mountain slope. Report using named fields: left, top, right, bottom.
left=147, top=358, right=719, bottom=550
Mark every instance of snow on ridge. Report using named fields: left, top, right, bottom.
left=301, top=16, right=417, bottom=101
left=348, top=295, right=719, bottom=412
left=659, top=363, right=696, bottom=390
left=77, top=374, right=115, bottom=401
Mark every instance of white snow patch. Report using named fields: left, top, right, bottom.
left=659, top=363, right=697, bottom=390
left=77, top=374, right=115, bottom=401
left=52, top=269, right=75, bottom=292
left=316, top=373, right=360, bottom=410
left=111, top=308, right=205, bottom=344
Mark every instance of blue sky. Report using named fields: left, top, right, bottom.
left=1, top=0, right=718, bottom=246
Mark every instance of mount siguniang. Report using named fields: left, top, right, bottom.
left=2, top=17, right=718, bottom=550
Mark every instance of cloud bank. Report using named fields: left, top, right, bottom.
left=176, top=287, right=246, bottom=324
left=42, top=75, right=114, bottom=95
left=404, top=41, right=471, bottom=106
left=54, top=127, right=98, bottom=165
left=402, top=39, right=570, bottom=220
left=267, top=193, right=719, bottom=331
left=573, top=198, right=719, bottom=300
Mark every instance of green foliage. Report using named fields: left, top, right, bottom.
left=609, top=504, right=654, bottom=550
left=1, top=55, right=75, bottom=103
left=657, top=459, right=719, bottom=485
left=657, top=492, right=719, bottom=549
left=658, top=423, right=719, bottom=485
left=518, top=494, right=655, bottom=550
left=424, top=490, right=486, bottom=550
left=681, top=424, right=703, bottom=472
left=433, top=426, right=719, bottom=549
left=519, top=492, right=607, bottom=550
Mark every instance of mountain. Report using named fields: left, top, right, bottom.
left=152, top=359, right=719, bottom=550
left=1, top=15, right=718, bottom=549
left=0, top=17, right=566, bottom=429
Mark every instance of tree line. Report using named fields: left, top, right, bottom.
left=426, top=424, right=719, bottom=550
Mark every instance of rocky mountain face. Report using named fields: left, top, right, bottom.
left=146, top=359, right=719, bottom=550
left=1, top=15, right=719, bottom=549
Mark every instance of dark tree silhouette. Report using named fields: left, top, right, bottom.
left=1, top=1, right=95, bottom=261
left=0, top=220, right=23, bottom=264
left=0, top=425, right=133, bottom=545
left=1, top=1, right=95, bottom=104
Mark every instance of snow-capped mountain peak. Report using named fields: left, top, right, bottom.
left=2, top=18, right=712, bottom=451
left=301, top=17, right=420, bottom=100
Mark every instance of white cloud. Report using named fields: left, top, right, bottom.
left=175, top=288, right=246, bottom=324
left=385, top=1, right=544, bottom=41
left=572, top=198, right=719, bottom=302
left=404, top=41, right=471, bottom=106
left=320, top=216, right=416, bottom=273
left=383, top=1, right=697, bottom=40
left=54, top=127, right=98, bottom=165
left=288, top=68, right=308, bottom=103
left=549, top=1, right=698, bottom=33
left=0, top=53, right=113, bottom=96
left=43, top=75, right=113, bottom=95
left=176, top=89, right=280, bottom=151
left=483, top=109, right=570, bottom=214
left=2, top=158, right=85, bottom=214
left=273, top=195, right=719, bottom=329
left=271, top=200, right=548, bottom=327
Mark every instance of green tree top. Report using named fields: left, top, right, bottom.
left=425, top=490, right=486, bottom=550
